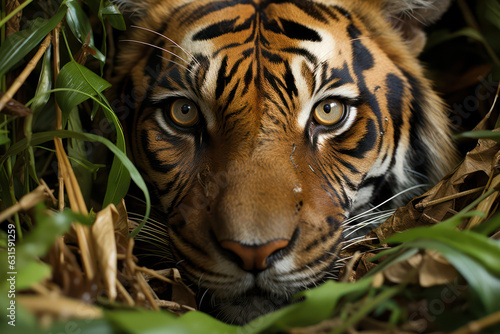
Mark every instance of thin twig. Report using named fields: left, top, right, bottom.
left=415, top=186, right=485, bottom=209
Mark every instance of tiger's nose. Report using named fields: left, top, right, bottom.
left=220, top=239, right=290, bottom=272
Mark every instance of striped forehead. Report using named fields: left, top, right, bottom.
left=150, top=1, right=365, bottom=132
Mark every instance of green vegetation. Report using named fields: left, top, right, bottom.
left=0, top=0, right=499, bottom=333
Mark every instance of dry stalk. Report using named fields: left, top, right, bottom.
left=116, top=280, right=135, bottom=307
left=0, top=32, right=52, bottom=112
left=0, top=184, right=46, bottom=222
left=415, top=186, right=485, bottom=210
left=54, top=138, right=96, bottom=280
left=466, top=174, right=500, bottom=229
left=135, top=266, right=177, bottom=286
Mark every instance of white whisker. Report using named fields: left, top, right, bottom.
left=120, top=39, right=191, bottom=66
left=344, top=183, right=427, bottom=225
left=159, top=56, right=196, bottom=76
left=131, top=25, right=200, bottom=66
left=341, top=237, right=378, bottom=250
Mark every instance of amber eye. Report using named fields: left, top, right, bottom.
left=168, top=98, right=199, bottom=127
left=313, top=99, right=345, bottom=126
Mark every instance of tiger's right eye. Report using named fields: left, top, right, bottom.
left=167, top=98, right=199, bottom=127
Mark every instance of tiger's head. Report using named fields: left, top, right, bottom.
left=112, top=0, right=457, bottom=324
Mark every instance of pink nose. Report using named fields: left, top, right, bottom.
left=220, top=239, right=290, bottom=271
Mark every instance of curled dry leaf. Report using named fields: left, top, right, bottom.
left=382, top=251, right=458, bottom=287
left=91, top=204, right=119, bottom=301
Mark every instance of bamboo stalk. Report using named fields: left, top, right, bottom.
left=0, top=32, right=51, bottom=112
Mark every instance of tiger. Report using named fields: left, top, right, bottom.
left=111, top=0, right=458, bottom=324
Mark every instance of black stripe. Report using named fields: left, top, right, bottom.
left=193, top=15, right=254, bottom=41
left=280, top=19, right=322, bottom=42
left=385, top=73, right=404, bottom=145
left=179, top=0, right=253, bottom=26
left=339, top=118, right=378, bottom=159
left=281, top=47, right=318, bottom=64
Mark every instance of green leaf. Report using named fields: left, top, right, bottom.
left=426, top=27, right=488, bottom=51
left=99, top=0, right=127, bottom=30
left=107, top=310, right=237, bottom=334
left=55, top=61, right=111, bottom=125
left=472, top=213, right=500, bottom=235
left=63, top=0, right=105, bottom=62
left=244, top=278, right=373, bottom=332
left=16, top=261, right=52, bottom=290
left=455, top=130, right=500, bottom=142
left=49, top=318, right=114, bottom=334
left=0, top=133, right=10, bottom=145
left=0, top=8, right=67, bottom=78
left=31, top=45, right=53, bottom=114
left=102, top=158, right=131, bottom=208
left=485, top=0, right=500, bottom=31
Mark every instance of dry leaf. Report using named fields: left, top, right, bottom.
left=383, top=254, right=420, bottom=284
left=92, top=204, right=119, bottom=301
left=418, top=251, right=458, bottom=287
left=382, top=251, right=457, bottom=287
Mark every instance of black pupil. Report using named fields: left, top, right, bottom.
left=181, top=104, right=191, bottom=114
left=323, top=103, right=331, bottom=114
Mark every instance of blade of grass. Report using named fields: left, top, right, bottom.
left=0, top=0, right=32, bottom=28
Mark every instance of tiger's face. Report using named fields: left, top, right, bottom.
left=113, top=0, right=456, bottom=324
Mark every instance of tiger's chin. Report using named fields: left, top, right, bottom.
left=201, top=287, right=293, bottom=325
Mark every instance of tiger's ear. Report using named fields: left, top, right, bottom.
left=111, top=0, right=152, bottom=16
left=382, top=0, right=452, bottom=55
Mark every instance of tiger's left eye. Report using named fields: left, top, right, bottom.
left=313, top=99, right=345, bottom=126
left=168, top=98, right=199, bottom=127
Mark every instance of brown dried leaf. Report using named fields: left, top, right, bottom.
left=91, top=204, right=119, bottom=301
left=115, top=199, right=130, bottom=255
left=419, top=251, right=458, bottom=287
left=383, top=254, right=420, bottom=284
left=382, top=250, right=457, bottom=287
